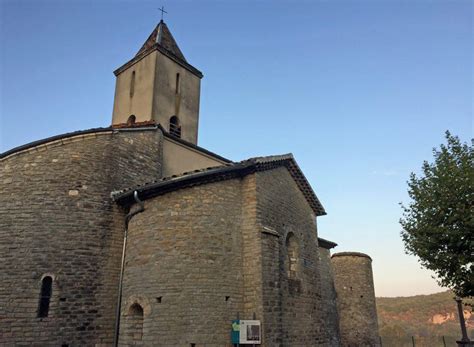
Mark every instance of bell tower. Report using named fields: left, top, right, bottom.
left=111, top=20, right=203, bottom=144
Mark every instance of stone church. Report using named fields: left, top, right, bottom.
left=0, top=20, right=379, bottom=346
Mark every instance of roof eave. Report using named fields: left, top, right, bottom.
left=112, top=163, right=254, bottom=205
left=112, top=155, right=327, bottom=216
left=0, top=127, right=114, bottom=160
left=113, top=45, right=203, bottom=79
left=318, top=237, right=338, bottom=249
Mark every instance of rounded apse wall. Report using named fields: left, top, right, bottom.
left=120, top=179, right=245, bottom=346
left=0, top=129, right=162, bottom=345
left=331, top=252, right=380, bottom=347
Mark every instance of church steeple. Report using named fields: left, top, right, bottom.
left=136, top=20, right=187, bottom=62
left=111, top=21, right=203, bottom=145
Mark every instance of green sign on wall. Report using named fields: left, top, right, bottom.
left=231, top=320, right=261, bottom=345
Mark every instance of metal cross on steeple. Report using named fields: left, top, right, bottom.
left=158, top=6, right=168, bottom=21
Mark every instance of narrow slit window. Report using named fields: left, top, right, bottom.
left=175, top=73, right=180, bottom=95
left=286, top=233, right=299, bottom=279
left=38, top=276, right=53, bottom=318
left=130, top=71, right=136, bottom=98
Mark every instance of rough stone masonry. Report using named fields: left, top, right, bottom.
left=0, top=18, right=380, bottom=346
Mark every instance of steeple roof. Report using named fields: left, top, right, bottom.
left=136, top=20, right=186, bottom=62
left=113, top=20, right=202, bottom=78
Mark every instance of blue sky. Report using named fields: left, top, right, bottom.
left=1, top=0, right=472, bottom=297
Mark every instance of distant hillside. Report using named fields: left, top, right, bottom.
left=377, top=290, right=473, bottom=338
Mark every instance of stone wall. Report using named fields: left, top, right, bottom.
left=332, top=252, right=380, bottom=347
left=120, top=178, right=248, bottom=346
left=255, top=167, right=335, bottom=346
left=112, top=47, right=202, bottom=145
left=1, top=132, right=347, bottom=346
left=239, top=174, right=264, bottom=324
left=319, top=247, right=341, bottom=345
left=0, top=129, right=162, bottom=345
left=112, top=50, right=158, bottom=126
left=161, top=136, right=227, bottom=177
left=118, top=166, right=340, bottom=346
left=152, top=52, right=201, bottom=144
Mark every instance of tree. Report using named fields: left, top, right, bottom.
left=400, top=131, right=474, bottom=298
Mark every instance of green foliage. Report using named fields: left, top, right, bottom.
left=400, top=131, right=474, bottom=298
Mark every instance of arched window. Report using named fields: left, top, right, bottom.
left=286, top=233, right=299, bottom=279
left=38, top=276, right=53, bottom=318
left=127, top=115, right=136, bottom=126
left=127, top=303, right=144, bottom=342
left=169, top=116, right=181, bottom=138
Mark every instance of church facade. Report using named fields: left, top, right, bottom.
left=0, top=20, right=379, bottom=346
